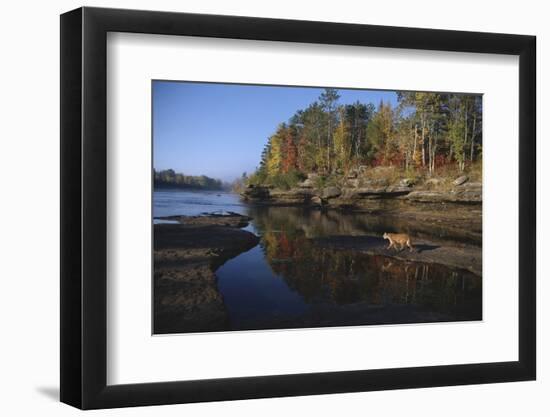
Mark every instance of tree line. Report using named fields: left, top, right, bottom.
left=249, top=88, right=482, bottom=187
left=154, top=169, right=224, bottom=190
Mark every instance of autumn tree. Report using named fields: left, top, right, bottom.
left=292, top=103, right=325, bottom=172
left=333, top=107, right=351, bottom=172
left=266, top=126, right=284, bottom=177
left=247, top=88, right=482, bottom=187
left=367, top=101, right=397, bottom=165
left=281, top=125, right=298, bottom=173
left=319, top=88, right=340, bottom=173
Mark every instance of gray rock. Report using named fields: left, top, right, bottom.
left=352, top=186, right=388, bottom=195
left=399, top=178, right=415, bottom=187
left=271, top=188, right=314, bottom=197
left=345, top=178, right=360, bottom=188
left=453, top=189, right=482, bottom=202
left=407, top=189, right=481, bottom=204
left=310, top=196, right=323, bottom=205
left=407, top=191, right=447, bottom=203
left=453, top=175, right=469, bottom=186
left=297, top=178, right=315, bottom=188
left=357, top=165, right=369, bottom=175
left=425, top=178, right=443, bottom=186
left=322, top=186, right=342, bottom=199
left=263, top=188, right=315, bottom=205
left=460, top=182, right=482, bottom=190
left=241, top=185, right=270, bottom=200
left=386, top=185, right=413, bottom=194
left=363, top=178, right=389, bottom=187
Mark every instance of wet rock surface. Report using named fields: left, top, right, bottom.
left=241, top=181, right=482, bottom=246
left=156, top=212, right=253, bottom=228
left=314, top=235, right=481, bottom=276
left=153, top=196, right=482, bottom=334
left=215, top=208, right=482, bottom=331
left=153, top=213, right=259, bottom=334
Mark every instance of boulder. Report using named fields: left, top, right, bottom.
left=241, top=185, right=270, bottom=200
left=344, top=187, right=392, bottom=200
left=407, top=188, right=481, bottom=204
left=453, top=175, right=469, bottom=186
left=322, top=186, right=342, bottom=199
left=310, top=196, right=323, bottom=205
left=407, top=191, right=447, bottom=203
left=398, top=178, right=415, bottom=187
left=461, top=182, right=482, bottom=189
left=453, top=188, right=482, bottom=203
left=156, top=213, right=252, bottom=228
left=386, top=185, right=413, bottom=194
left=297, top=178, right=315, bottom=188
left=425, top=178, right=443, bottom=187
left=363, top=178, right=389, bottom=187
left=345, top=178, right=360, bottom=188
left=266, top=188, right=316, bottom=205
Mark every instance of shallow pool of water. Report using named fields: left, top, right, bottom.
left=154, top=190, right=482, bottom=332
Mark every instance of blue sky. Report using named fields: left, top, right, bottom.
left=153, top=81, right=398, bottom=182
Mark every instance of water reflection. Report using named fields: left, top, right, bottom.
left=216, top=206, right=481, bottom=330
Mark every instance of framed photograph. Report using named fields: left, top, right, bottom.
left=60, top=6, right=536, bottom=409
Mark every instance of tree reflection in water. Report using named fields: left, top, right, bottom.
left=216, top=206, right=481, bottom=330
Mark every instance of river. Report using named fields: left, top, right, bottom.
left=154, top=189, right=482, bottom=331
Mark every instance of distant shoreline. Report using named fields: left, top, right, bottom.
left=154, top=185, right=229, bottom=192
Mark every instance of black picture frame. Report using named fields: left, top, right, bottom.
left=60, top=6, right=536, bottom=410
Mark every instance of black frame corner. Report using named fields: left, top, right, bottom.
left=60, top=6, right=536, bottom=409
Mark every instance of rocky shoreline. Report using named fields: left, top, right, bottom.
left=242, top=173, right=482, bottom=245
left=153, top=191, right=482, bottom=333
left=241, top=173, right=482, bottom=209
left=153, top=213, right=259, bottom=334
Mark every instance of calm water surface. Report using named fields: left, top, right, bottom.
left=154, top=189, right=248, bottom=218
left=154, top=190, right=482, bottom=331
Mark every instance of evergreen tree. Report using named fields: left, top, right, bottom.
left=247, top=88, right=482, bottom=187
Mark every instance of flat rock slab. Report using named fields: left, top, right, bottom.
left=154, top=223, right=259, bottom=258
left=155, top=212, right=252, bottom=228
left=153, top=219, right=259, bottom=334
left=242, top=184, right=482, bottom=206
left=314, top=235, right=481, bottom=276
left=406, top=189, right=481, bottom=203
